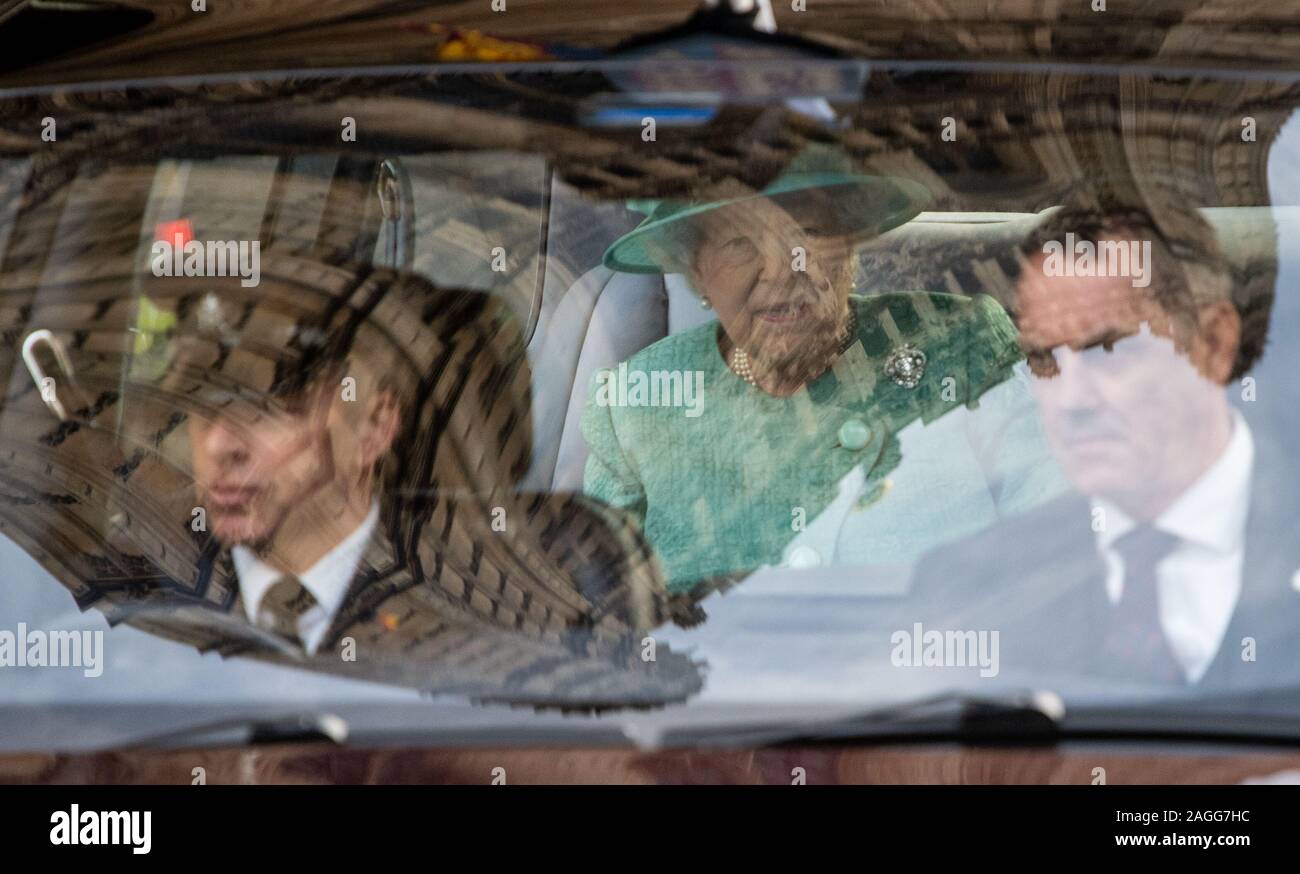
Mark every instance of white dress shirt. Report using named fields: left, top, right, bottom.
left=233, top=502, right=380, bottom=655
left=1091, top=411, right=1254, bottom=683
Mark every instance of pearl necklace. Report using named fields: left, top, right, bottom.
left=729, top=308, right=858, bottom=389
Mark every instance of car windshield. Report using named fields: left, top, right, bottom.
left=2, top=49, right=1299, bottom=750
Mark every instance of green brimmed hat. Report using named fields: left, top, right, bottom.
left=603, top=149, right=933, bottom=274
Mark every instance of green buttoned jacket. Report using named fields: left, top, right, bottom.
left=581, top=292, right=1065, bottom=594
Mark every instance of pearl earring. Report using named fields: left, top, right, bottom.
left=699, top=297, right=712, bottom=309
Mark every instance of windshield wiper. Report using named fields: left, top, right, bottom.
left=120, top=712, right=349, bottom=751
left=655, top=690, right=1066, bottom=749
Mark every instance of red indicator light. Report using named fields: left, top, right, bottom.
left=154, top=219, right=194, bottom=247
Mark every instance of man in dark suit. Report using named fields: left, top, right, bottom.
left=909, top=198, right=1300, bottom=691
left=37, top=266, right=700, bottom=708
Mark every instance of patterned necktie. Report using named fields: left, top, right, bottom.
left=257, top=575, right=318, bottom=648
left=1096, top=524, right=1183, bottom=683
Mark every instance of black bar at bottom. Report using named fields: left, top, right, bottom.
left=0, top=784, right=1286, bottom=859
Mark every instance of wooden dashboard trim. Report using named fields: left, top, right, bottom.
left=7, top=743, right=1300, bottom=785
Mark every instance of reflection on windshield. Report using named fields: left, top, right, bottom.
left=6, top=251, right=702, bottom=708
left=0, top=62, right=1297, bottom=736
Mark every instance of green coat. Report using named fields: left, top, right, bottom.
left=582, top=292, right=1066, bottom=593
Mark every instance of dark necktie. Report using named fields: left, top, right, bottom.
left=257, top=576, right=318, bottom=649
left=1095, top=524, right=1183, bottom=683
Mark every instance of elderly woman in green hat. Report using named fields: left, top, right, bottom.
left=581, top=154, right=1066, bottom=595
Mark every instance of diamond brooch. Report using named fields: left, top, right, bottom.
left=884, top=344, right=927, bottom=389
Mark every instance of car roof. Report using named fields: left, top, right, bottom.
left=0, top=0, right=1297, bottom=91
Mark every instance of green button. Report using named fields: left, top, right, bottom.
left=838, top=418, right=871, bottom=450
